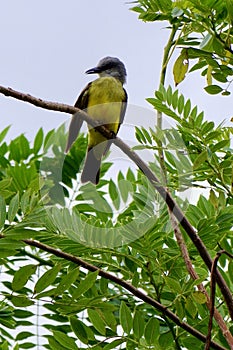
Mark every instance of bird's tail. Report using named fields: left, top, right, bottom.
left=81, top=147, right=101, bottom=184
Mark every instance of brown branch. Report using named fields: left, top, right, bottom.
left=23, top=238, right=227, bottom=350
left=205, top=250, right=233, bottom=350
left=0, top=85, right=233, bottom=320
left=171, top=213, right=233, bottom=349
left=205, top=251, right=223, bottom=350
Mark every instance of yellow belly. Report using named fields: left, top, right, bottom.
left=87, top=77, right=125, bottom=150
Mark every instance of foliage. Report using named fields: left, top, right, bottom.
left=0, top=106, right=232, bottom=349
left=131, top=0, right=233, bottom=94
left=0, top=1, right=232, bottom=349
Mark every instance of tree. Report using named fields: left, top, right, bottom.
left=0, top=0, right=233, bottom=349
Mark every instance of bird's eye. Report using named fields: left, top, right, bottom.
left=105, top=69, right=112, bottom=74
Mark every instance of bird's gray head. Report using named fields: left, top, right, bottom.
left=85, top=56, right=127, bottom=84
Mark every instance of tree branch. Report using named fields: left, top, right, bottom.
left=205, top=251, right=223, bottom=350
left=0, top=85, right=233, bottom=320
left=23, top=238, right=227, bottom=350
left=172, top=215, right=233, bottom=349
left=205, top=250, right=233, bottom=350
left=155, top=22, right=233, bottom=345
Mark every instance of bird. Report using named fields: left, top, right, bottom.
left=65, top=56, right=128, bottom=184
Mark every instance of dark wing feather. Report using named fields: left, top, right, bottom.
left=119, top=88, right=128, bottom=126
left=65, top=83, right=91, bottom=152
left=115, top=88, right=128, bottom=134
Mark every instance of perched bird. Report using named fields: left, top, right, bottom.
left=65, top=56, right=128, bottom=184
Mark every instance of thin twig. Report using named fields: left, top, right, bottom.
left=171, top=214, right=233, bottom=349
left=154, top=23, right=233, bottom=347
left=205, top=251, right=224, bottom=350
left=205, top=250, right=233, bottom=350
left=22, top=238, right=227, bottom=350
left=153, top=26, right=232, bottom=346
left=0, top=85, right=233, bottom=320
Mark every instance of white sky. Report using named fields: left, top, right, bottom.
left=0, top=0, right=232, bottom=142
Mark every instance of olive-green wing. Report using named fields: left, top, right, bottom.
left=65, top=82, right=91, bottom=152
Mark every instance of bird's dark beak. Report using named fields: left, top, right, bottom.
left=85, top=67, right=101, bottom=74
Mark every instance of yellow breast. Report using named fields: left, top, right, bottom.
left=86, top=77, right=125, bottom=150
left=87, top=77, right=125, bottom=125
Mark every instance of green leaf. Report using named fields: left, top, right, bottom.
left=185, top=296, right=197, bottom=318
left=34, top=264, right=61, bottom=294
left=173, top=49, right=189, bottom=86
left=70, top=317, right=89, bottom=344
left=193, top=150, right=208, bottom=170
left=118, top=178, right=133, bottom=203
left=204, top=85, right=223, bottom=94
left=17, top=342, right=35, bottom=349
left=126, top=168, right=136, bottom=183
left=48, top=337, right=66, bottom=350
left=212, top=72, right=227, bottom=83
left=19, top=135, right=31, bottom=159
left=99, top=277, right=108, bottom=294
left=211, top=140, right=229, bottom=152
left=53, top=330, right=78, bottom=350
left=33, top=128, right=44, bottom=154
left=0, top=248, right=17, bottom=258
left=12, top=264, right=37, bottom=291
left=88, top=309, right=106, bottom=335
left=15, top=332, right=34, bottom=341
left=9, top=135, right=31, bottom=162
left=0, top=238, right=23, bottom=249
left=135, top=126, right=147, bottom=144
left=109, top=180, right=120, bottom=210
left=43, top=129, right=55, bottom=151
left=178, top=94, right=184, bottom=114
left=103, top=339, right=125, bottom=350
left=14, top=310, right=34, bottom=318
left=159, top=331, right=174, bottom=348
left=171, top=89, right=179, bottom=110
left=8, top=193, right=19, bottom=223
left=155, top=90, right=164, bottom=101
left=175, top=298, right=185, bottom=319
left=5, top=228, right=39, bottom=240
left=20, top=190, right=30, bottom=214
left=133, top=310, right=144, bottom=339
left=189, top=60, right=207, bottom=73
left=0, top=195, right=6, bottom=230
left=201, top=121, right=215, bottom=134
left=183, top=99, right=191, bottom=119
left=200, top=33, right=212, bottom=50
left=119, top=301, right=132, bottom=334
left=144, top=318, right=160, bottom=345
left=165, top=277, right=181, bottom=293
left=54, top=268, right=79, bottom=295
left=156, top=0, right=172, bottom=12
left=222, top=90, right=231, bottom=96
left=72, top=271, right=98, bottom=299
left=195, top=111, right=204, bottom=127
left=10, top=296, right=34, bottom=307
left=141, top=127, right=153, bottom=144
left=147, top=99, right=180, bottom=120
left=0, top=126, right=10, bottom=144
left=166, top=85, right=172, bottom=105
left=192, top=291, right=207, bottom=304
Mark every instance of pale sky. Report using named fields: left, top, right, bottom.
left=0, top=0, right=232, bottom=142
